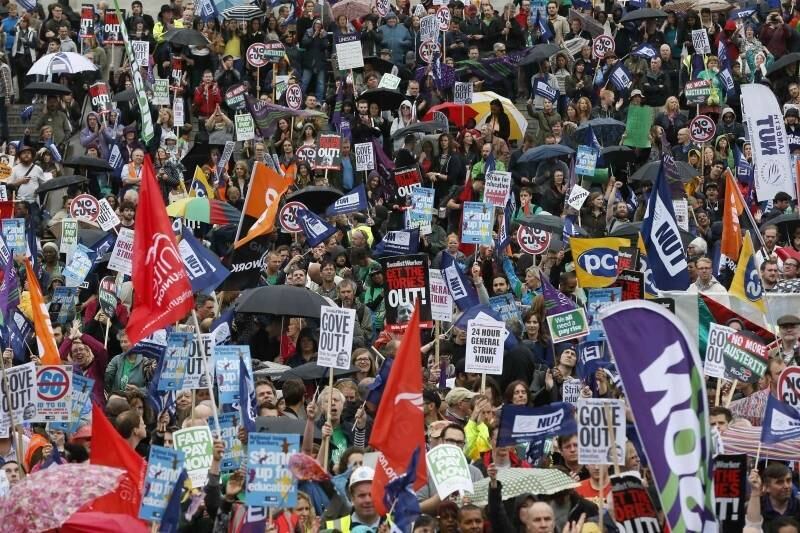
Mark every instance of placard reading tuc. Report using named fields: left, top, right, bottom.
left=317, top=306, right=356, bottom=370
left=465, top=318, right=504, bottom=374
left=577, top=398, right=626, bottom=465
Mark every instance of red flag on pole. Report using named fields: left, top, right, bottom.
left=88, top=404, right=146, bottom=520
left=369, top=302, right=427, bottom=516
left=125, top=155, right=194, bottom=346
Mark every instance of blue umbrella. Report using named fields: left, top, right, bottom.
left=518, top=144, right=574, bottom=164
left=576, top=118, right=626, bottom=147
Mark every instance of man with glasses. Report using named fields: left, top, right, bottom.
left=776, top=315, right=800, bottom=365
left=776, top=258, right=800, bottom=293
left=443, top=387, right=475, bottom=424
left=417, top=423, right=485, bottom=513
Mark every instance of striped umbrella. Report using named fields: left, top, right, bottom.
left=166, top=197, right=241, bottom=225
left=721, top=426, right=800, bottom=461
left=221, top=4, right=265, bottom=20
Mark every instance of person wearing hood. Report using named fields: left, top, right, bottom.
left=687, top=237, right=708, bottom=261
left=390, top=100, right=417, bottom=152
left=300, top=19, right=330, bottom=102
left=784, top=108, right=800, bottom=152
left=80, top=112, right=111, bottom=159
left=377, top=12, right=411, bottom=65
left=716, top=107, right=743, bottom=142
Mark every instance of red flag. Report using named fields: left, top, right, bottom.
left=369, top=303, right=427, bottom=515
left=126, top=155, right=194, bottom=346
left=776, top=246, right=800, bottom=264
left=88, top=404, right=146, bottom=519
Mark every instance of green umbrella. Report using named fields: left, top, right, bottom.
left=467, top=468, right=579, bottom=506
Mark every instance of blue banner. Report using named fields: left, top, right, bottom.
left=325, top=184, right=367, bottom=216
left=440, top=253, right=480, bottom=311
left=489, top=293, right=520, bottom=322
left=239, top=355, right=257, bottom=432
left=245, top=433, right=299, bottom=507
left=179, top=226, right=229, bottom=293
left=140, top=445, right=185, bottom=522
left=215, top=346, right=252, bottom=410
left=158, top=332, right=192, bottom=391
left=374, top=229, right=420, bottom=257
left=497, top=403, right=577, bottom=447
left=761, top=395, right=800, bottom=444
left=601, top=301, right=716, bottom=532
left=609, top=63, right=633, bottom=91
left=534, top=79, right=558, bottom=102
left=296, top=208, right=337, bottom=247
left=632, top=43, right=657, bottom=60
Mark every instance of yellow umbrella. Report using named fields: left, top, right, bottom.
left=468, top=91, right=528, bottom=142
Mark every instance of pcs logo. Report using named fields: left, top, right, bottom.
left=577, top=248, right=619, bottom=279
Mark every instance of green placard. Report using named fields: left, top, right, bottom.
left=622, top=105, right=653, bottom=149
left=546, top=308, right=589, bottom=343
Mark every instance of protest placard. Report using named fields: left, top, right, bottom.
left=427, top=444, right=474, bottom=499
left=49, top=287, right=77, bottom=325
left=685, top=80, right=711, bottom=105
left=96, top=198, right=121, bottom=231
left=722, top=331, right=768, bottom=383
left=0, top=362, right=36, bottom=426
left=245, top=433, right=299, bottom=507
left=393, top=166, right=422, bottom=198
left=408, top=186, right=434, bottom=233
left=174, top=426, right=213, bottom=489
left=379, top=73, right=401, bottom=90
left=318, top=306, right=356, bottom=369
left=153, top=79, right=170, bottom=105
left=158, top=332, right=192, bottom=391
left=577, top=399, right=625, bottom=464
left=562, top=378, right=582, bottom=405
left=380, top=254, right=433, bottom=331
left=546, top=308, right=589, bottom=342
left=421, top=14, right=440, bottom=42
left=586, top=287, right=622, bottom=342
left=59, top=218, right=78, bottom=257
left=103, top=10, right=124, bottom=44
left=713, top=454, right=747, bottom=533
left=32, top=365, right=72, bottom=422
left=429, top=269, right=453, bottom=322
left=461, top=202, right=493, bottom=245
left=691, top=29, right=711, bottom=54
left=355, top=142, right=374, bottom=171
left=484, top=171, right=511, bottom=207
left=611, top=473, right=662, bottom=532
left=496, top=403, right=577, bottom=446
left=315, top=135, right=342, bottom=170
left=567, top=184, right=590, bottom=210
left=80, top=4, right=94, bottom=37
left=705, top=323, right=733, bottom=379
left=575, top=146, right=598, bottom=177
left=173, top=97, right=184, bottom=127
left=1, top=219, right=24, bottom=255
left=465, top=318, right=504, bottom=374
left=622, top=106, right=653, bottom=148
left=108, top=227, right=134, bottom=275
left=214, top=345, right=252, bottom=408
left=611, top=269, right=644, bottom=300
left=454, top=82, right=473, bottom=104
left=132, top=40, right=149, bottom=68
left=672, top=199, right=689, bottom=232
left=183, top=333, right=214, bottom=389
left=63, top=244, right=94, bottom=287
left=235, top=114, right=255, bottom=141
left=218, top=412, right=245, bottom=472
left=489, top=293, right=520, bottom=323
left=50, top=374, right=94, bottom=433
left=140, top=446, right=185, bottom=522
left=335, top=34, right=364, bottom=70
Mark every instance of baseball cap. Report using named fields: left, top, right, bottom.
left=349, top=465, right=375, bottom=487
left=445, top=387, right=477, bottom=405
left=777, top=314, right=800, bottom=327
left=630, top=89, right=644, bottom=98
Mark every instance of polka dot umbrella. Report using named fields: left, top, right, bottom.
left=466, top=468, right=579, bottom=507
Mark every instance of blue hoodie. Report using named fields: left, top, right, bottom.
left=378, top=15, right=412, bottom=64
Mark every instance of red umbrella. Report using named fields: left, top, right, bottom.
left=59, top=512, right=150, bottom=533
left=423, top=102, right=478, bottom=128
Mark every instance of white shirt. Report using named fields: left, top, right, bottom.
left=8, top=163, right=44, bottom=203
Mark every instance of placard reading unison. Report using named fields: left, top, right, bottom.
left=378, top=254, right=432, bottom=331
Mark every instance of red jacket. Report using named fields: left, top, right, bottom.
left=193, top=82, right=222, bottom=118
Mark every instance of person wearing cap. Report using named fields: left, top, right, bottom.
left=8, top=143, right=44, bottom=203
left=444, top=387, right=476, bottom=424
left=326, top=466, right=380, bottom=532
left=152, top=4, right=175, bottom=43
left=776, top=315, right=800, bottom=364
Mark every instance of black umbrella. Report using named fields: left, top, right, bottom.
left=256, top=416, right=322, bottom=439
left=363, top=56, right=395, bottom=74
left=285, top=186, right=344, bottom=213
left=358, top=88, right=405, bottom=111
left=518, top=214, right=587, bottom=236
left=518, top=144, right=574, bottom=164
left=619, top=8, right=667, bottom=22
left=236, top=285, right=336, bottom=318
left=111, top=87, right=136, bottom=102
left=280, top=362, right=357, bottom=382
left=391, top=119, right=449, bottom=139
left=630, top=160, right=697, bottom=183
left=610, top=221, right=694, bottom=246
left=599, top=146, right=637, bottom=168
left=762, top=212, right=800, bottom=239
left=23, top=81, right=71, bottom=96
left=518, top=43, right=561, bottom=66
left=64, top=156, right=112, bottom=171
left=163, top=28, right=208, bottom=47
left=36, top=174, right=87, bottom=194
left=766, top=53, right=800, bottom=76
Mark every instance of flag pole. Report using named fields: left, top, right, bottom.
left=192, top=310, right=221, bottom=436
left=434, top=320, right=440, bottom=369
left=754, top=441, right=762, bottom=465
left=714, top=379, right=722, bottom=407
left=724, top=379, right=738, bottom=407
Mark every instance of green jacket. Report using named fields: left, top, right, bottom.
left=104, top=353, right=151, bottom=395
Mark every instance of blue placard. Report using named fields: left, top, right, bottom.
left=489, top=293, right=521, bottom=323
left=214, top=345, right=252, bottom=409
left=245, top=433, right=299, bottom=507
left=219, top=412, right=246, bottom=472
left=461, top=202, right=493, bottom=245
left=1, top=219, right=25, bottom=255
left=139, top=446, right=185, bottom=521
left=576, top=145, right=599, bottom=177
left=158, top=332, right=192, bottom=391
left=50, top=374, right=94, bottom=433
left=586, top=287, right=622, bottom=342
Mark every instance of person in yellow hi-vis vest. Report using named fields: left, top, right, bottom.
left=325, top=466, right=380, bottom=533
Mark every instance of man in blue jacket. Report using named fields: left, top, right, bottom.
left=378, top=12, right=411, bottom=65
